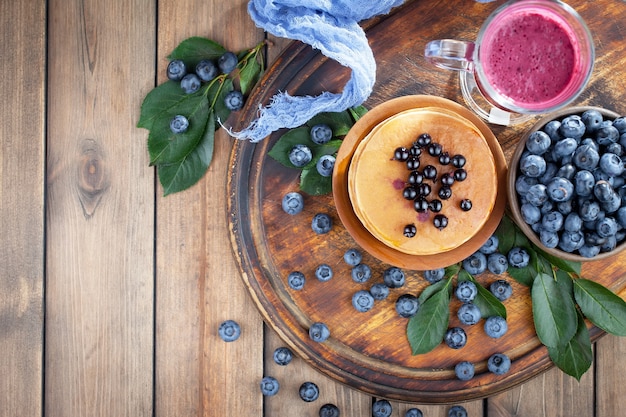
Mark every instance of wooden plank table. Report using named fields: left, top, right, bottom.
left=1, top=0, right=624, bottom=416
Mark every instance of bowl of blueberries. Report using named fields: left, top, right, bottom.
left=507, top=106, right=626, bottom=261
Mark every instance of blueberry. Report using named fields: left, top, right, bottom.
left=169, top=115, right=189, bottom=134
left=218, top=51, right=238, bottom=74
left=352, top=290, right=375, bottom=312
left=383, top=267, right=406, bottom=288
left=310, top=124, right=333, bottom=144
left=556, top=163, right=577, bottom=181
left=288, top=271, right=305, bottom=290
left=542, top=211, right=564, bottom=232
left=218, top=320, right=241, bottom=342
left=579, top=244, right=601, bottom=258
left=564, top=212, right=583, bottom=232
left=519, top=154, right=547, bottom=178
left=315, top=264, right=333, bottom=282
left=343, top=248, right=362, bottom=266
left=448, top=405, right=468, bottom=417
left=405, top=408, right=424, bottom=417
left=454, top=169, right=467, bottom=182
left=457, top=302, right=481, bottom=325
left=166, top=59, right=187, bottom=81
left=444, top=327, right=467, bottom=349
left=553, top=137, right=578, bottom=160
left=195, top=59, right=218, bottom=81
left=575, top=170, right=595, bottom=197
left=428, top=142, right=443, bottom=157
left=396, top=294, right=420, bottom=318
left=316, top=154, right=336, bottom=177
left=559, top=115, right=586, bottom=139
left=351, top=263, right=372, bottom=283
left=224, top=90, right=244, bottom=111
left=559, top=230, right=585, bottom=252
left=573, top=144, right=600, bottom=171
left=451, top=154, right=466, bottom=168
left=372, top=399, right=392, bottom=417
left=415, top=133, right=432, bottom=147
left=540, top=229, right=559, bottom=248
left=454, top=361, right=475, bottom=381
left=488, top=353, right=512, bottom=375
left=273, top=346, right=293, bottom=366
left=596, top=217, right=619, bottom=237
left=613, top=116, right=626, bottom=134
left=596, top=125, right=620, bottom=146
left=508, top=247, right=530, bottom=268
left=526, top=130, right=552, bottom=155
left=282, top=191, right=304, bottom=215
left=289, top=144, right=313, bottom=167
left=540, top=163, right=559, bottom=185
left=487, top=253, right=509, bottom=275
left=520, top=203, right=541, bottom=225
left=547, top=177, right=574, bottom=202
left=460, top=199, right=472, bottom=211
left=455, top=281, right=478, bottom=302
left=479, top=235, right=499, bottom=254
left=490, top=279, right=513, bottom=301
left=516, top=175, right=538, bottom=195
left=606, top=142, right=624, bottom=157
left=617, top=206, right=626, bottom=228
left=299, top=381, right=320, bottom=402
left=423, top=268, right=445, bottom=284
left=309, top=322, right=330, bottom=342
left=484, top=316, right=508, bottom=338
left=462, top=251, right=487, bottom=275
left=525, top=184, right=548, bottom=206
left=599, top=153, right=624, bottom=176
left=260, top=376, right=280, bottom=396
left=180, top=73, right=201, bottom=94
left=312, top=213, right=332, bottom=234
left=319, top=403, right=340, bottom=417
left=406, top=155, right=421, bottom=171
left=579, top=199, right=601, bottom=222
left=370, top=283, right=390, bottom=301
left=581, top=109, right=604, bottom=132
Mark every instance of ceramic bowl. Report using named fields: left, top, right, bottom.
left=507, top=106, right=626, bottom=262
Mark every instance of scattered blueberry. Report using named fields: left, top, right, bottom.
left=462, top=251, right=487, bottom=275
left=383, top=267, right=405, bottom=288
left=299, top=381, right=320, bottom=402
left=454, top=361, right=475, bottom=381
left=224, top=90, right=244, bottom=111
left=180, top=73, right=201, bottom=94
left=508, top=247, right=530, bottom=268
left=396, top=294, right=420, bottom=318
left=319, top=403, right=340, bottom=417
left=457, top=302, right=481, bottom=325
left=218, top=51, right=238, bottom=74
left=282, top=191, right=304, bottom=215
left=423, top=268, right=445, bottom=284
left=260, top=376, right=280, bottom=396
left=166, top=59, right=187, bottom=81
left=484, top=316, right=508, bottom=338
left=315, top=264, right=333, bottom=282
left=195, top=59, right=217, bottom=81
left=455, top=281, right=478, bottom=302
left=309, top=322, right=330, bottom=342
left=312, top=213, right=332, bottom=234
left=479, top=235, right=499, bottom=254
left=487, top=253, right=509, bottom=275
left=370, top=283, right=390, bottom=301
left=444, top=327, right=467, bottom=349
left=405, top=408, right=424, bottom=417
left=316, top=154, right=336, bottom=177
left=169, top=115, right=189, bottom=134
left=352, top=290, right=375, bottom=312
left=403, top=223, right=417, bottom=238
left=288, top=271, right=305, bottom=290
left=218, top=320, right=241, bottom=342
left=488, top=353, right=511, bottom=375
left=273, top=346, right=294, bottom=366
left=490, top=279, right=513, bottom=301
left=372, top=400, right=392, bottom=417
left=310, top=124, right=333, bottom=144
left=351, top=263, right=372, bottom=283
left=289, top=144, right=313, bottom=167
left=448, top=405, right=468, bottom=417
left=343, top=248, right=363, bottom=266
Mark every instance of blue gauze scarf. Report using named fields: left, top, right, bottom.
left=232, top=0, right=495, bottom=142
left=230, top=0, right=405, bottom=142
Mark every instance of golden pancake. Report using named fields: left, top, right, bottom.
left=348, top=107, right=497, bottom=256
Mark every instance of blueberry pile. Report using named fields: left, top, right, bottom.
left=515, top=109, right=626, bottom=257
left=392, top=133, right=470, bottom=234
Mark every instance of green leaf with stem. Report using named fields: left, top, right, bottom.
left=574, top=278, right=626, bottom=336
left=532, top=272, right=578, bottom=348
left=408, top=277, right=452, bottom=355
left=237, top=43, right=265, bottom=95
left=548, top=309, right=593, bottom=381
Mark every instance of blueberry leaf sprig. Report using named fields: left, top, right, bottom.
left=268, top=107, right=368, bottom=195
left=138, top=37, right=265, bottom=196
left=496, top=214, right=626, bottom=380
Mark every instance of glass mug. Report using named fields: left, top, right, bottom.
left=424, top=0, right=595, bottom=125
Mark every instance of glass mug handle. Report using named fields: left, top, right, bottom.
left=424, top=40, right=476, bottom=72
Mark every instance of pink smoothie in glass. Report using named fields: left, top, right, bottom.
left=479, top=7, right=580, bottom=109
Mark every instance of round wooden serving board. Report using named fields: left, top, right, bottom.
left=227, top=0, right=626, bottom=403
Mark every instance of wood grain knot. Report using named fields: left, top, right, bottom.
left=77, top=138, right=109, bottom=218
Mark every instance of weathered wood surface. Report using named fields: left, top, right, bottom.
left=1, top=0, right=624, bottom=416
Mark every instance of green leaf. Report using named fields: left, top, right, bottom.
left=268, top=127, right=311, bottom=168
left=300, top=168, right=332, bottom=195
left=158, top=111, right=215, bottom=196
left=348, top=105, right=369, bottom=122
left=548, top=310, right=593, bottom=381
left=458, top=270, right=507, bottom=319
left=537, top=249, right=581, bottom=275
left=418, top=278, right=449, bottom=305
left=496, top=215, right=531, bottom=254
left=574, top=278, right=626, bottom=336
left=138, top=81, right=193, bottom=130
left=532, top=272, right=578, bottom=348
left=307, top=110, right=355, bottom=137
left=238, top=53, right=262, bottom=95
left=407, top=279, right=452, bottom=355
left=168, top=36, right=226, bottom=69
left=507, top=263, right=536, bottom=287
left=147, top=91, right=210, bottom=165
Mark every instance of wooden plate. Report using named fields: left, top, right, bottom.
left=227, top=0, right=626, bottom=403
left=333, top=95, right=508, bottom=270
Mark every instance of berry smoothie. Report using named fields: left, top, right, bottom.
left=479, top=5, right=582, bottom=110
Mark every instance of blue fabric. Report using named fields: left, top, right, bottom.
left=230, top=0, right=405, bottom=142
